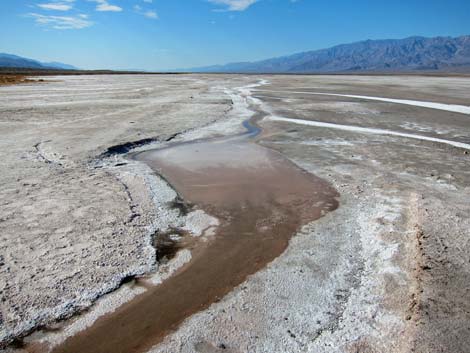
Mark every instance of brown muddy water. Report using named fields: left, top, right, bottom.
left=49, top=120, right=338, bottom=353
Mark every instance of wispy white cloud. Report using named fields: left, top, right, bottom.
left=37, top=2, right=74, bottom=11
left=208, top=0, right=259, bottom=11
left=143, top=0, right=153, bottom=3
left=28, top=12, right=93, bottom=29
left=96, top=3, right=121, bottom=12
left=88, top=0, right=122, bottom=12
left=143, top=10, right=158, bottom=19
left=134, top=4, right=158, bottom=19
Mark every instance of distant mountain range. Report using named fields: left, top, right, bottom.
left=189, top=35, right=470, bottom=73
left=3, top=35, right=470, bottom=74
left=0, top=53, right=78, bottom=70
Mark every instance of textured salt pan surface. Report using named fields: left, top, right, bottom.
left=267, top=116, right=470, bottom=150
left=257, top=90, right=470, bottom=115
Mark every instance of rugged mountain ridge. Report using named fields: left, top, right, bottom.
left=191, top=35, right=470, bottom=73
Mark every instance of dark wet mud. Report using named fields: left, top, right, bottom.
left=49, top=119, right=338, bottom=353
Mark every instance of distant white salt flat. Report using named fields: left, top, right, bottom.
left=257, top=90, right=470, bottom=115
left=267, top=116, right=470, bottom=150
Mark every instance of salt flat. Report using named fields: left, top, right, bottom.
left=1, top=74, right=469, bottom=353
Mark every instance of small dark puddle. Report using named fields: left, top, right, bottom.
left=50, top=117, right=339, bottom=353
left=101, top=137, right=159, bottom=157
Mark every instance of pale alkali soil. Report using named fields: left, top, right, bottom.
left=0, top=74, right=469, bottom=353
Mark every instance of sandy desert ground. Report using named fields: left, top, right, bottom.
left=0, top=74, right=469, bottom=353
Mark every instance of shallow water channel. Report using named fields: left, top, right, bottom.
left=51, top=118, right=338, bottom=353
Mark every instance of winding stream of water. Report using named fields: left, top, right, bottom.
left=50, top=84, right=339, bottom=353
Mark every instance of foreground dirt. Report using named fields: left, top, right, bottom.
left=1, top=75, right=469, bottom=353
left=0, top=75, right=38, bottom=86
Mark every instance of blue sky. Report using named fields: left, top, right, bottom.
left=1, top=0, right=470, bottom=70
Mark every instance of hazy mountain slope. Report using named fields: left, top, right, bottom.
left=43, top=61, right=78, bottom=70
left=0, top=53, right=77, bottom=70
left=191, top=35, right=470, bottom=73
left=0, top=53, right=45, bottom=69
